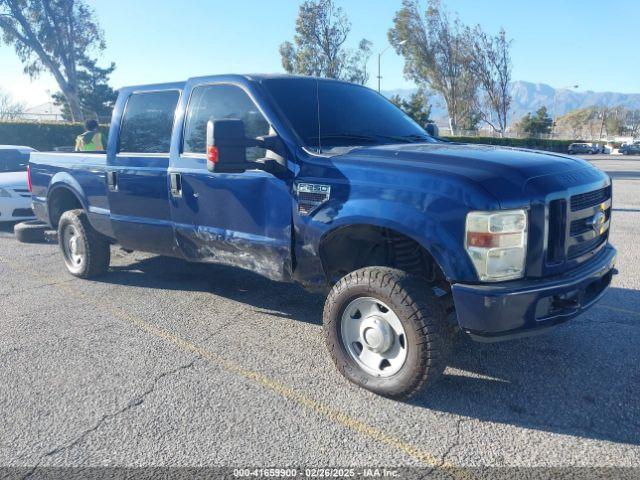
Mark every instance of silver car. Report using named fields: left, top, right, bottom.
left=0, top=146, right=36, bottom=223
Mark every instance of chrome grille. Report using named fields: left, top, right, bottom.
left=570, top=186, right=610, bottom=211
left=568, top=236, right=607, bottom=260
left=547, top=185, right=611, bottom=269
left=570, top=208, right=611, bottom=236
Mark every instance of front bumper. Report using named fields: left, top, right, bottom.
left=452, top=244, right=617, bottom=341
left=0, top=196, right=34, bottom=222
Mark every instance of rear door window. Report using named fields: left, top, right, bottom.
left=119, top=90, right=180, bottom=154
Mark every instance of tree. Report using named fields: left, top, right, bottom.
left=556, top=107, right=599, bottom=138
left=0, top=0, right=110, bottom=122
left=518, top=107, right=553, bottom=136
left=390, top=88, right=432, bottom=126
left=469, top=27, right=512, bottom=136
left=0, top=88, right=25, bottom=120
left=280, top=0, right=373, bottom=84
left=51, top=58, right=117, bottom=122
left=603, top=108, right=624, bottom=137
left=624, top=109, right=640, bottom=139
left=388, top=0, right=477, bottom=134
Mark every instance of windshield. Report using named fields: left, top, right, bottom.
left=0, top=150, right=30, bottom=172
left=261, top=78, right=437, bottom=152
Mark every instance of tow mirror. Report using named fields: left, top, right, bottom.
left=425, top=122, right=439, bottom=138
left=206, top=119, right=250, bottom=173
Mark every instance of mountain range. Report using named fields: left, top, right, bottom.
left=383, top=81, right=640, bottom=125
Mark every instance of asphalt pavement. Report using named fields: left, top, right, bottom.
left=0, top=156, right=639, bottom=477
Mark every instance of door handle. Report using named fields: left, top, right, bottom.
left=170, top=172, right=182, bottom=198
left=106, top=171, right=117, bottom=192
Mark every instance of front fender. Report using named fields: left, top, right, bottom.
left=297, top=197, right=478, bottom=283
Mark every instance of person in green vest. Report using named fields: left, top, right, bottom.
left=75, top=119, right=105, bottom=152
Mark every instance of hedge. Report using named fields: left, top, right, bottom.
left=1, top=121, right=580, bottom=153
left=442, top=136, right=581, bottom=153
left=0, top=122, right=109, bottom=151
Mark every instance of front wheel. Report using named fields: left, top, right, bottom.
left=323, top=267, right=452, bottom=400
left=58, top=209, right=111, bottom=278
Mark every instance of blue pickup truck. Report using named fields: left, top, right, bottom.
left=29, top=75, right=617, bottom=399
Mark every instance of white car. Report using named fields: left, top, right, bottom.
left=0, top=145, right=36, bottom=223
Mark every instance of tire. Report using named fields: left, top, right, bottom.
left=323, top=267, right=451, bottom=400
left=14, top=220, right=49, bottom=243
left=57, top=209, right=110, bottom=278
left=568, top=150, right=574, bottom=155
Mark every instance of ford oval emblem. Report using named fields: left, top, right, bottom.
left=589, top=211, right=606, bottom=232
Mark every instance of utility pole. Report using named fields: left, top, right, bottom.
left=599, top=107, right=607, bottom=141
left=377, top=40, right=406, bottom=93
left=377, top=51, right=383, bottom=93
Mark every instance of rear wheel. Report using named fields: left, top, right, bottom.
left=323, top=267, right=451, bottom=400
left=58, top=209, right=110, bottom=278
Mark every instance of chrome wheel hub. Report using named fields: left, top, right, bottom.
left=360, top=316, right=393, bottom=353
left=340, top=297, right=408, bottom=377
left=62, top=225, right=84, bottom=269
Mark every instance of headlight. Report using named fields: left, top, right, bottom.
left=0, top=188, right=11, bottom=198
left=465, top=209, right=528, bottom=282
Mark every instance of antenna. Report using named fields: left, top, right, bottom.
left=316, top=79, right=322, bottom=154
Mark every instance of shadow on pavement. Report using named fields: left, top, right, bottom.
left=412, top=286, right=640, bottom=446
left=103, top=255, right=325, bottom=325
left=99, top=255, right=639, bottom=446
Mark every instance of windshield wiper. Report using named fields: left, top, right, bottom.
left=399, top=134, right=434, bottom=142
left=310, top=133, right=380, bottom=143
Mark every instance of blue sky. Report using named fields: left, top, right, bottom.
left=1, top=0, right=638, bottom=107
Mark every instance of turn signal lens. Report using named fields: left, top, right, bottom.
left=465, top=209, right=528, bottom=282
left=207, top=145, right=219, bottom=165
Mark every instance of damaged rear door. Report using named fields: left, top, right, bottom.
left=169, top=82, right=293, bottom=281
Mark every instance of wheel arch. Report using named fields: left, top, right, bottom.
left=318, top=221, right=450, bottom=286
left=47, top=175, right=87, bottom=228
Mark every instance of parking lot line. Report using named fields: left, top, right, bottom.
left=1, top=258, right=472, bottom=478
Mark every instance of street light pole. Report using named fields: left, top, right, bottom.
left=377, top=40, right=406, bottom=93
left=377, top=51, right=384, bottom=93
left=552, top=84, right=579, bottom=138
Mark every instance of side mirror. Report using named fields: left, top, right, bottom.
left=425, top=123, right=439, bottom=138
left=206, top=119, right=250, bottom=173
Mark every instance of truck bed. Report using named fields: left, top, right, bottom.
left=29, top=152, right=112, bottom=237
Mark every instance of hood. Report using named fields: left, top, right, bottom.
left=335, top=143, right=606, bottom=207
left=0, top=171, right=28, bottom=189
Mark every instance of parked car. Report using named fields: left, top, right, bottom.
left=620, top=142, right=640, bottom=155
left=0, top=146, right=36, bottom=223
left=568, top=143, right=598, bottom=155
left=29, top=75, right=617, bottom=399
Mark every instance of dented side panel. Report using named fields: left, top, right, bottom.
left=169, top=155, right=293, bottom=282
